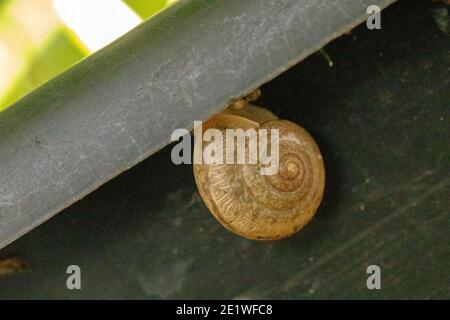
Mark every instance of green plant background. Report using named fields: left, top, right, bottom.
left=0, top=0, right=173, bottom=111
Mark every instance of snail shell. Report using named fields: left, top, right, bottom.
left=193, top=105, right=325, bottom=240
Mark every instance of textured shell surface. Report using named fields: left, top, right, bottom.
left=193, top=110, right=325, bottom=240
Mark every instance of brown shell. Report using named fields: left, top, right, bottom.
left=193, top=106, right=325, bottom=240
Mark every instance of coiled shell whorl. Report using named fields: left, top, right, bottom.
left=193, top=105, right=325, bottom=240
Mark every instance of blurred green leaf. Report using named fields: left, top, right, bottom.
left=0, top=27, right=88, bottom=110
left=122, top=0, right=169, bottom=19
left=0, top=0, right=12, bottom=12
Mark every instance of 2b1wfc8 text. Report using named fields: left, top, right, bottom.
left=176, top=304, right=273, bottom=317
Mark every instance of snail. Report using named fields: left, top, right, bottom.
left=193, top=90, right=325, bottom=240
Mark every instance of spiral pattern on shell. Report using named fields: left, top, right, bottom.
left=193, top=112, right=325, bottom=240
